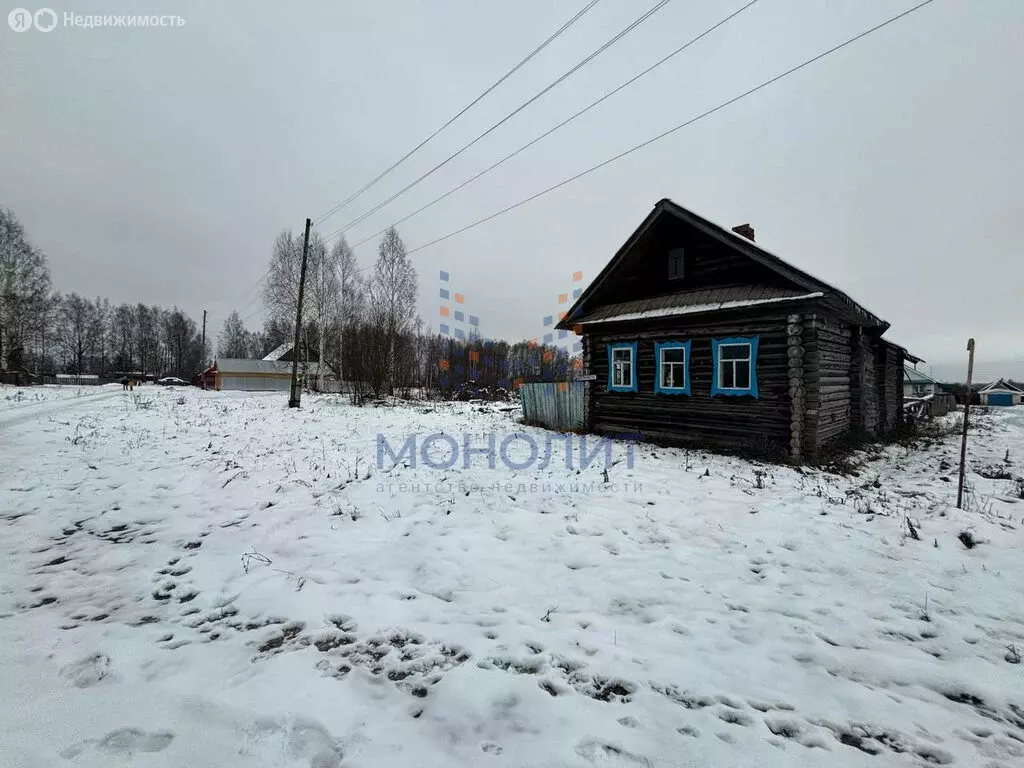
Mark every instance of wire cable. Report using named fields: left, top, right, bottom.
left=313, top=0, right=604, bottom=226
left=343, top=0, right=760, bottom=250
left=322, top=0, right=675, bottom=242
left=241, top=304, right=266, bottom=325
left=236, top=268, right=271, bottom=303
left=402, top=0, right=936, bottom=258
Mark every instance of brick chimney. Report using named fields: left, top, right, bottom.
left=732, top=223, right=755, bottom=242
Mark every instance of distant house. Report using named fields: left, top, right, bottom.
left=978, top=379, right=1023, bottom=407
left=904, top=366, right=945, bottom=399
left=903, top=366, right=955, bottom=418
left=556, top=199, right=921, bottom=460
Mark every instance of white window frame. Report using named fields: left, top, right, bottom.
left=609, top=344, right=635, bottom=391
left=655, top=341, right=690, bottom=394
left=717, top=342, right=752, bottom=391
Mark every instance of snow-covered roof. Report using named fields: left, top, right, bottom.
left=979, top=378, right=1023, bottom=393
left=584, top=291, right=823, bottom=324
left=262, top=342, right=293, bottom=361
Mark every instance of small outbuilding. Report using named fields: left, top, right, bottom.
left=557, top=199, right=921, bottom=461
left=904, top=366, right=945, bottom=400
left=978, top=379, right=1023, bottom=407
left=903, top=366, right=955, bottom=418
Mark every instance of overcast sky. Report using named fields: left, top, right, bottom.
left=1, top=0, right=1020, bottom=381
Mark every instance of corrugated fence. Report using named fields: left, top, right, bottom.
left=520, top=382, right=585, bottom=431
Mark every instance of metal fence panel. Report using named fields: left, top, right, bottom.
left=520, top=382, right=585, bottom=431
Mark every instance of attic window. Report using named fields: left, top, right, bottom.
left=668, top=248, right=685, bottom=280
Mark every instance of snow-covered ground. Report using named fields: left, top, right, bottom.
left=0, top=383, right=122, bottom=413
left=1, top=388, right=1023, bottom=768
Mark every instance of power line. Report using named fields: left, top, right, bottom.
left=236, top=268, right=270, bottom=302
left=346, top=0, right=761, bottom=251
left=322, top=0, right=674, bottom=244
left=402, top=0, right=937, bottom=258
left=236, top=282, right=267, bottom=314
left=313, top=0, right=604, bottom=227
left=241, top=304, right=266, bottom=325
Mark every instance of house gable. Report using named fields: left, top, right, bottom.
left=558, top=199, right=887, bottom=331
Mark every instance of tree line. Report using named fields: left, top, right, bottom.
left=223, top=225, right=576, bottom=401
left=1, top=205, right=577, bottom=392
left=0, top=208, right=208, bottom=379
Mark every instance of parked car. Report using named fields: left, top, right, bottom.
left=156, top=377, right=188, bottom=387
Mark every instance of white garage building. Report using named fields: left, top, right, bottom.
left=202, top=358, right=332, bottom=392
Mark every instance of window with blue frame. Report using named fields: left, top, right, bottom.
left=711, top=336, right=759, bottom=397
left=607, top=343, right=637, bottom=392
left=654, top=341, right=691, bottom=395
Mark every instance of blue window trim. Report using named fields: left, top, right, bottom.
left=607, top=342, right=638, bottom=393
left=654, top=341, right=691, bottom=395
left=711, top=335, right=759, bottom=398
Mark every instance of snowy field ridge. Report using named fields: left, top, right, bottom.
left=1, top=386, right=1023, bottom=767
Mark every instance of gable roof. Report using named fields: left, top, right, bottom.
left=262, top=342, right=293, bottom=361
left=557, top=199, right=888, bottom=332
left=979, top=378, right=1024, bottom=393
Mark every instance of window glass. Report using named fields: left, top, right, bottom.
left=662, top=347, right=685, bottom=363
left=734, top=361, right=750, bottom=389
left=611, top=346, right=633, bottom=389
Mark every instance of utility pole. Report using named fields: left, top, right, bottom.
left=200, top=309, right=207, bottom=387
left=288, top=218, right=312, bottom=408
left=956, top=338, right=975, bottom=509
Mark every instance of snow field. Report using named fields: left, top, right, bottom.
left=1, top=389, right=1023, bottom=767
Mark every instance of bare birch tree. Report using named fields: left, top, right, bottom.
left=368, top=227, right=417, bottom=395
left=263, top=229, right=335, bottom=386
left=263, top=230, right=302, bottom=329
left=306, top=234, right=338, bottom=390
left=330, top=235, right=362, bottom=389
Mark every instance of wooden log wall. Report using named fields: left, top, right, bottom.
left=801, top=315, right=820, bottom=459
left=881, top=346, right=905, bottom=432
left=875, top=345, right=888, bottom=431
left=849, top=328, right=879, bottom=437
left=585, top=309, right=793, bottom=458
left=801, top=314, right=852, bottom=459
left=787, top=313, right=805, bottom=460
left=814, top=316, right=852, bottom=448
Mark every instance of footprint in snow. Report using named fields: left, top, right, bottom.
left=574, top=740, right=651, bottom=767
left=59, top=653, right=111, bottom=688
left=60, top=727, right=174, bottom=759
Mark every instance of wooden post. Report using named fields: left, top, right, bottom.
left=288, top=218, right=312, bottom=409
left=956, top=338, right=975, bottom=509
